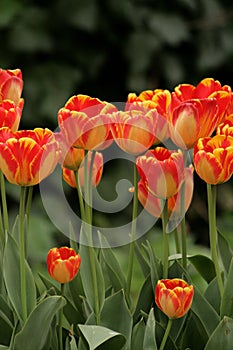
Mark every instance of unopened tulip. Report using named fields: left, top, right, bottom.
left=0, top=68, right=24, bottom=106
left=155, top=278, right=194, bottom=319
left=47, top=247, right=81, bottom=284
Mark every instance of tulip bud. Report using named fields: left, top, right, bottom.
left=155, top=278, right=194, bottom=319
left=47, top=247, right=81, bottom=284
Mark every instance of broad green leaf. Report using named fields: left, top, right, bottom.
left=220, top=258, right=233, bottom=318
left=179, top=312, right=208, bottom=350
left=204, top=277, right=221, bottom=314
left=0, top=295, right=13, bottom=346
left=131, top=318, right=145, bottom=350
left=144, top=240, right=163, bottom=286
left=3, top=233, right=36, bottom=321
left=68, top=273, right=85, bottom=323
left=99, top=232, right=126, bottom=291
left=204, top=316, right=233, bottom=350
left=14, top=296, right=66, bottom=350
left=135, top=242, right=150, bottom=277
left=79, top=228, right=105, bottom=317
left=218, top=230, right=233, bottom=273
left=188, top=255, right=215, bottom=283
left=155, top=321, right=178, bottom=350
left=143, top=308, right=157, bottom=350
left=133, top=274, right=154, bottom=324
left=191, top=287, right=220, bottom=337
left=78, top=324, right=125, bottom=350
left=100, top=290, right=132, bottom=349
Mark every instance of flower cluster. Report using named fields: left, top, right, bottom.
left=1, top=68, right=233, bottom=350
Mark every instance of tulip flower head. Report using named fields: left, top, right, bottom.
left=194, top=134, right=233, bottom=185
left=0, top=68, right=24, bottom=106
left=0, top=100, right=23, bottom=131
left=136, top=147, right=185, bottom=199
left=0, top=128, right=60, bottom=186
left=155, top=278, right=194, bottom=319
left=47, top=247, right=81, bottom=284
left=58, top=94, right=117, bottom=151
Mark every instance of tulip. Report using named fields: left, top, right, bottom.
left=138, top=165, right=193, bottom=219
left=63, top=151, right=103, bottom=188
left=155, top=278, right=194, bottom=319
left=58, top=94, right=117, bottom=150
left=169, top=98, right=218, bottom=149
left=194, top=134, right=233, bottom=185
left=127, top=89, right=171, bottom=142
left=0, top=68, right=24, bottom=106
left=0, top=100, right=23, bottom=131
left=111, top=109, right=159, bottom=155
left=47, top=247, right=81, bottom=284
left=216, top=114, right=233, bottom=136
left=136, top=147, right=185, bottom=199
left=173, top=77, right=231, bottom=122
left=0, top=128, right=60, bottom=186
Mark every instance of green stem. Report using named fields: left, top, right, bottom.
left=83, top=150, right=100, bottom=325
left=159, top=318, right=173, bottom=350
left=161, top=200, right=169, bottom=279
left=180, top=150, right=188, bottom=270
left=74, top=170, right=85, bottom=221
left=207, top=184, right=224, bottom=297
left=58, top=283, right=65, bottom=350
left=173, top=227, right=181, bottom=254
left=19, top=186, right=27, bottom=322
left=126, top=162, right=138, bottom=304
left=0, top=170, right=9, bottom=234
left=25, top=186, right=33, bottom=227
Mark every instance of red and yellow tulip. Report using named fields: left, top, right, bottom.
left=0, top=68, right=24, bottom=106
left=216, top=114, right=233, bottom=136
left=0, top=100, right=23, bottom=131
left=138, top=165, right=193, bottom=219
left=58, top=94, right=117, bottom=151
left=47, top=247, right=81, bottom=284
left=194, top=134, right=233, bottom=184
left=155, top=278, right=194, bottom=319
left=111, top=109, right=159, bottom=155
left=0, top=128, right=59, bottom=186
left=63, top=151, right=103, bottom=188
left=136, top=147, right=185, bottom=199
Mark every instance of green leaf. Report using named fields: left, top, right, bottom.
left=79, top=229, right=105, bottom=316
left=133, top=274, right=154, bottom=324
left=191, top=287, right=220, bottom=337
left=99, top=232, right=126, bottom=291
left=0, top=296, right=13, bottom=345
left=144, top=240, right=163, bottom=286
left=204, top=277, right=221, bottom=314
left=3, top=233, right=36, bottom=321
left=143, top=308, right=157, bottom=350
left=14, top=296, right=66, bottom=350
left=135, top=242, right=150, bottom=277
left=179, top=312, right=208, bottom=350
left=220, top=258, right=233, bottom=318
left=131, top=318, right=145, bottom=350
left=188, top=255, right=216, bottom=283
left=78, top=324, right=125, bottom=350
left=204, top=316, right=233, bottom=350
left=100, top=290, right=132, bottom=349
left=218, top=230, right=233, bottom=273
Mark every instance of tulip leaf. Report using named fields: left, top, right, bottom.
left=204, top=316, right=233, bottom=350
left=79, top=228, right=105, bottom=317
left=179, top=311, right=208, bottom=349
left=204, top=277, right=221, bottom=314
left=0, top=296, right=14, bottom=345
left=14, top=296, right=66, bottom=350
left=218, top=230, right=233, bottom=273
left=78, top=324, right=126, bottom=350
left=188, top=255, right=216, bottom=283
left=131, top=318, right=146, bottom=350
left=143, top=308, right=157, bottom=350
left=220, top=258, right=233, bottom=319
left=135, top=241, right=150, bottom=277
left=133, top=274, right=154, bottom=324
left=3, top=233, right=36, bottom=321
left=100, top=289, right=132, bottom=349
left=98, top=232, right=127, bottom=291
left=191, top=287, right=220, bottom=337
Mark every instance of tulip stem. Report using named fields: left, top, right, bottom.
left=161, top=200, right=169, bottom=279
left=74, top=170, right=85, bottom=221
left=83, top=150, right=100, bottom=325
left=173, top=227, right=181, bottom=254
left=0, top=170, right=9, bottom=235
left=58, top=283, right=65, bottom=350
left=19, top=186, right=27, bottom=322
left=207, top=184, right=224, bottom=297
left=126, top=161, right=138, bottom=305
left=181, top=150, right=188, bottom=270
left=159, top=318, right=173, bottom=350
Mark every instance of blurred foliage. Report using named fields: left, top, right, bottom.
left=1, top=0, right=233, bottom=270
